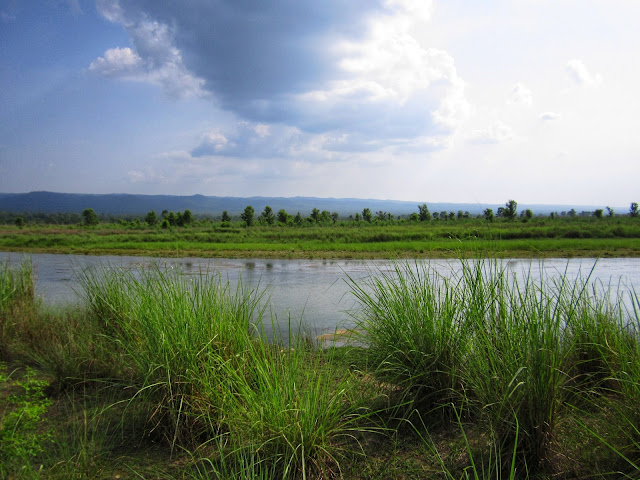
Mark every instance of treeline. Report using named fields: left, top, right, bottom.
left=2, top=200, right=639, bottom=228
left=234, top=200, right=640, bottom=227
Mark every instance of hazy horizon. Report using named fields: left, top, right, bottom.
left=0, top=190, right=627, bottom=208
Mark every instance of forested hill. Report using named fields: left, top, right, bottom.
left=0, top=191, right=605, bottom=217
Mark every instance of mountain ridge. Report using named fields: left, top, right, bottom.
left=0, top=191, right=613, bottom=217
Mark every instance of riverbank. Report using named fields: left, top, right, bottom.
left=1, top=219, right=640, bottom=259
left=3, top=258, right=640, bottom=478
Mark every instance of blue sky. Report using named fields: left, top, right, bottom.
left=1, top=0, right=638, bottom=207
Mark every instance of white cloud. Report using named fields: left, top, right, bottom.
left=467, top=121, right=514, bottom=145
left=89, top=47, right=142, bottom=76
left=539, top=112, right=561, bottom=121
left=324, top=0, right=469, bottom=129
left=95, top=0, right=125, bottom=23
left=566, top=59, right=603, bottom=87
left=254, top=124, right=271, bottom=138
left=507, top=83, right=533, bottom=106
left=91, top=4, right=206, bottom=98
left=190, top=122, right=325, bottom=160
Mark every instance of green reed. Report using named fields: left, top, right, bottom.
left=74, top=263, right=371, bottom=478
left=349, top=258, right=632, bottom=475
left=76, top=264, right=266, bottom=447
left=0, top=259, right=35, bottom=360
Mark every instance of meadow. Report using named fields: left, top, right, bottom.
left=3, top=257, right=640, bottom=478
left=1, top=214, right=639, bottom=259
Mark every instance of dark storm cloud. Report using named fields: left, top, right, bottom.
left=108, top=0, right=384, bottom=119
left=94, top=0, right=467, bottom=159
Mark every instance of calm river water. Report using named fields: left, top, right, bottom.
left=2, top=252, right=639, bottom=338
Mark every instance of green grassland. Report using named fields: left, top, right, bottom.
left=3, top=258, right=640, bottom=478
left=1, top=215, right=640, bottom=258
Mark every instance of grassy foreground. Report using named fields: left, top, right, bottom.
left=1, top=215, right=640, bottom=259
left=2, top=258, right=640, bottom=478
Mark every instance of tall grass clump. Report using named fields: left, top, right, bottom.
left=564, top=276, right=628, bottom=398
left=462, top=264, right=578, bottom=473
left=76, top=263, right=266, bottom=448
left=0, top=259, right=35, bottom=360
left=348, top=261, right=472, bottom=417
left=350, top=258, right=630, bottom=475
left=588, top=288, right=640, bottom=476
left=208, top=332, right=371, bottom=479
left=75, top=263, right=371, bottom=478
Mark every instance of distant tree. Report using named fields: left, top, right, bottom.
left=294, top=212, right=303, bottom=226
left=221, top=210, right=231, bottom=223
left=593, top=209, right=604, bottom=219
left=320, top=210, right=331, bottom=223
left=145, top=210, right=158, bottom=226
left=82, top=208, right=99, bottom=226
left=409, top=212, right=419, bottom=222
left=161, top=210, right=169, bottom=219
left=182, top=209, right=193, bottom=225
left=362, top=208, right=372, bottom=223
left=418, top=204, right=431, bottom=222
left=432, top=212, right=440, bottom=220
left=457, top=210, right=464, bottom=220
left=448, top=212, right=455, bottom=221
left=310, top=208, right=320, bottom=224
left=260, top=206, right=275, bottom=225
left=277, top=209, right=290, bottom=225
left=15, top=216, right=25, bottom=228
left=376, top=210, right=387, bottom=221
left=240, top=205, right=255, bottom=226
left=630, top=202, right=639, bottom=218
left=503, top=200, right=518, bottom=221
left=606, top=206, right=614, bottom=217
left=330, top=212, right=339, bottom=224
left=521, top=209, right=533, bottom=221
left=568, top=208, right=577, bottom=217
left=355, top=213, right=362, bottom=222
left=483, top=208, right=494, bottom=222
left=161, top=219, right=169, bottom=229
left=167, top=212, right=177, bottom=226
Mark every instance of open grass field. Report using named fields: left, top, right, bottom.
left=1, top=216, right=640, bottom=259
left=3, top=257, right=640, bottom=478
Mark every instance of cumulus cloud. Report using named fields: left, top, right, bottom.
left=191, top=123, right=318, bottom=160
left=566, top=59, right=603, bottom=87
left=508, top=83, right=533, bottom=106
left=467, top=121, right=514, bottom=145
left=91, top=4, right=206, bottom=98
left=93, top=0, right=469, bottom=156
left=189, top=122, right=380, bottom=163
left=539, top=112, right=561, bottom=121
left=89, top=47, right=142, bottom=76
left=299, top=0, right=469, bottom=133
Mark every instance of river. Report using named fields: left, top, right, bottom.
left=2, top=252, right=639, bottom=338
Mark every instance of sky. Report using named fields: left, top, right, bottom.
left=1, top=0, right=638, bottom=207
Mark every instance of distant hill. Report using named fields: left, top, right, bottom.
left=0, top=191, right=611, bottom=217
